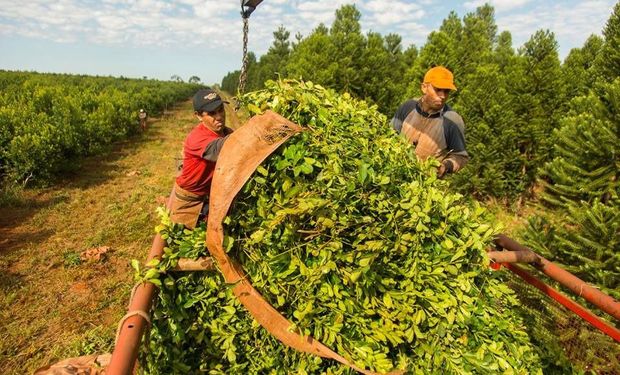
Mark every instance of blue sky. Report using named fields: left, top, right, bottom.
left=0, top=0, right=616, bottom=85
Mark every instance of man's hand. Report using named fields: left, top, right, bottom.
left=437, top=163, right=447, bottom=178
left=437, top=160, right=453, bottom=179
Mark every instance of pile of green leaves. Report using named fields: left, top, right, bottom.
left=141, top=79, right=543, bottom=374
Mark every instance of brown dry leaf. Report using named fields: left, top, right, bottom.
left=69, top=281, right=90, bottom=295
left=80, top=246, right=110, bottom=263
left=34, top=353, right=111, bottom=374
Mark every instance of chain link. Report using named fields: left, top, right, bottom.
left=238, top=17, right=250, bottom=94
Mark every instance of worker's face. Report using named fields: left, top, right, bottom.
left=198, top=105, right=226, bottom=133
left=421, top=83, right=451, bottom=111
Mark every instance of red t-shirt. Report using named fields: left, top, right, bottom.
left=176, top=124, right=226, bottom=196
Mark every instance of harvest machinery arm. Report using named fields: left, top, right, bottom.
left=241, top=0, right=263, bottom=18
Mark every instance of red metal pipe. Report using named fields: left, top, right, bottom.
left=504, top=263, right=620, bottom=343
left=494, top=234, right=620, bottom=322
left=107, top=189, right=173, bottom=375
left=487, top=250, right=540, bottom=264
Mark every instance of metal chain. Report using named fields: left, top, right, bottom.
left=238, top=17, right=249, bottom=94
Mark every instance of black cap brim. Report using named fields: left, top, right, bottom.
left=200, top=99, right=229, bottom=113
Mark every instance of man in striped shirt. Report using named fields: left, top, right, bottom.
left=390, top=66, right=469, bottom=178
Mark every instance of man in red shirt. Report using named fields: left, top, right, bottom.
left=170, top=89, right=233, bottom=228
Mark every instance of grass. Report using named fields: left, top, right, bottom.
left=0, top=182, right=27, bottom=207
left=480, top=196, right=543, bottom=236
left=0, top=101, right=198, bottom=374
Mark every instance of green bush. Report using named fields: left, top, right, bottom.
left=0, top=71, right=202, bottom=186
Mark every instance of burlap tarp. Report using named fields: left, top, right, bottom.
left=206, top=110, right=399, bottom=375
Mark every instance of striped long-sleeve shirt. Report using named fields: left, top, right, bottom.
left=390, top=99, right=469, bottom=174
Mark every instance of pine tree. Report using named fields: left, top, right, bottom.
left=529, top=84, right=620, bottom=291
left=538, top=2, right=620, bottom=208
left=539, top=89, right=619, bottom=207
left=220, top=70, right=240, bottom=94
left=494, top=31, right=515, bottom=71
left=451, top=63, right=524, bottom=198
left=358, top=32, right=410, bottom=114
left=384, top=34, right=414, bottom=114
left=510, top=30, right=564, bottom=192
left=523, top=197, right=620, bottom=300
left=457, top=4, right=497, bottom=78
left=329, top=4, right=365, bottom=93
left=254, top=26, right=292, bottom=89
left=521, top=4, right=620, bottom=300
left=285, top=24, right=336, bottom=87
left=594, top=2, right=620, bottom=83
left=562, top=35, right=603, bottom=99
left=359, top=32, right=393, bottom=111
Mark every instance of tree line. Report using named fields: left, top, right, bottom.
left=222, top=3, right=620, bottom=301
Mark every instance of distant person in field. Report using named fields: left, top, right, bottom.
left=139, top=109, right=148, bottom=131
left=169, top=89, right=232, bottom=228
left=390, top=66, right=469, bottom=178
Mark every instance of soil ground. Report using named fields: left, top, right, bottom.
left=0, top=101, right=195, bottom=374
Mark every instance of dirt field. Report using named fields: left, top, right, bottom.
left=0, top=102, right=195, bottom=374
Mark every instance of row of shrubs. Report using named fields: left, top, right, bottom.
left=0, top=70, right=202, bottom=185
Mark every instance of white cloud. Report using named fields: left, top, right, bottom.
left=296, top=0, right=353, bottom=12
left=362, top=0, right=424, bottom=25
left=195, top=0, right=237, bottom=18
left=395, top=20, right=431, bottom=47
left=95, top=14, right=131, bottom=30
left=496, top=0, right=614, bottom=55
left=0, top=0, right=248, bottom=49
left=0, top=1, right=91, bottom=25
left=464, top=0, right=533, bottom=12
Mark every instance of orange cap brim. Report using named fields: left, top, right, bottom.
left=430, top=79, right=457, bottom=91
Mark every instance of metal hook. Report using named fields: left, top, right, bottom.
left=241, top=0, right=262, bottom=19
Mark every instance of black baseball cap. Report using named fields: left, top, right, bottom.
left=193, top=89, right=228, bottom=113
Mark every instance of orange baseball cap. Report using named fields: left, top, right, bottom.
left=423, top=66, right=457, bottom=91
